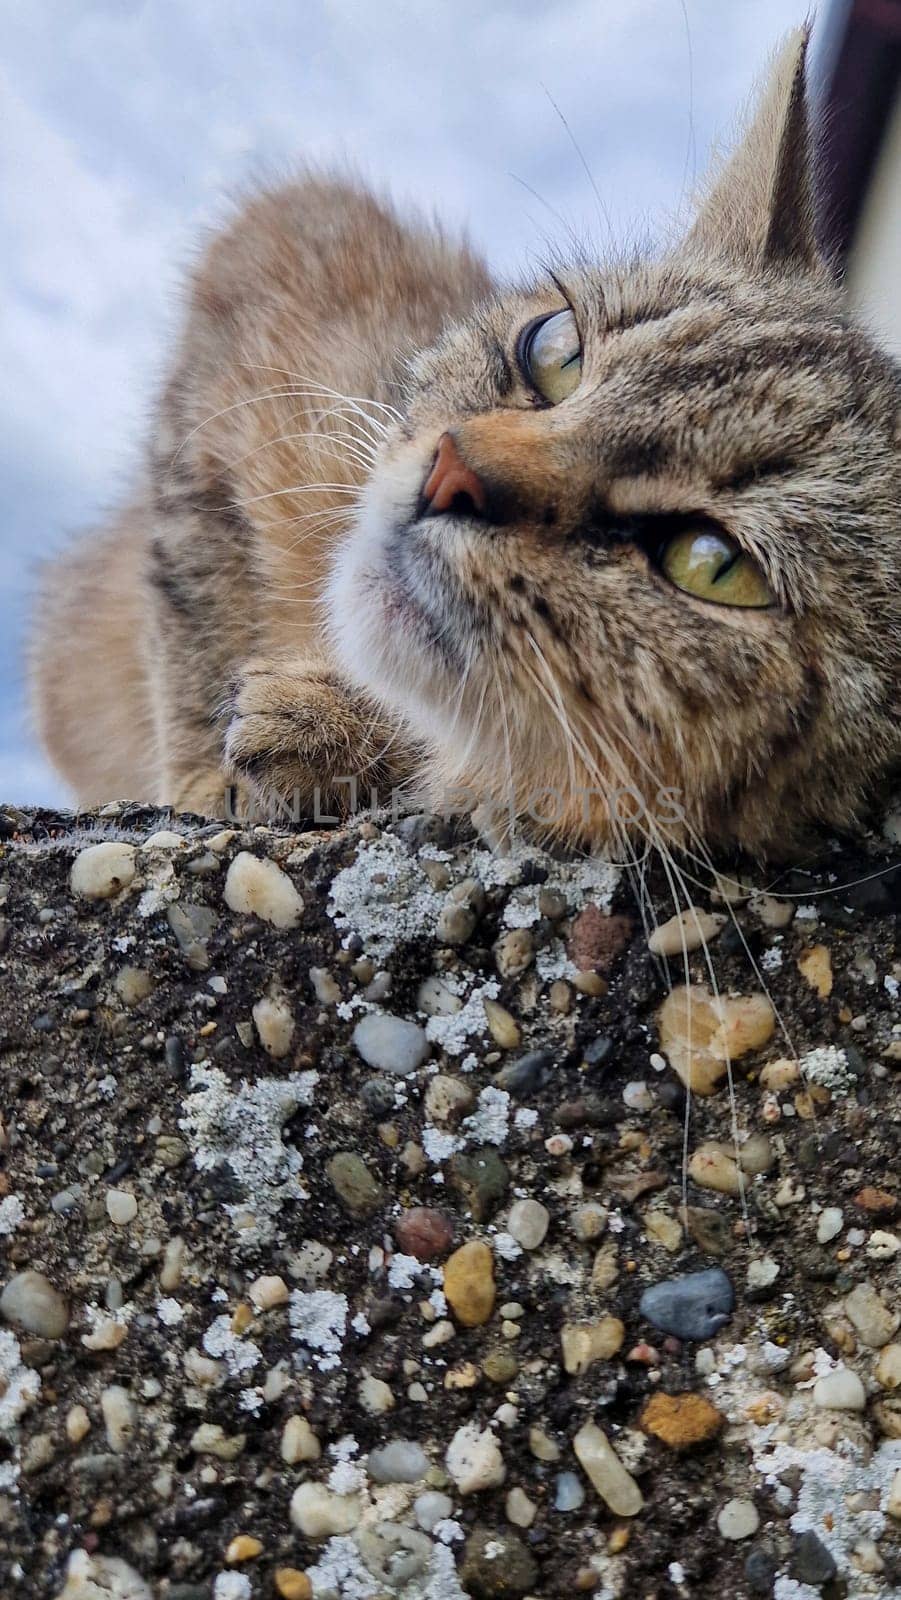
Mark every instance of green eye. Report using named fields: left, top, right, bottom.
left=520, top=310, right=582, bottom=404
left=661, top=529, right=774, bottom=609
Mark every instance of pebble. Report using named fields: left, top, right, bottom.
left=640, top=1392, right=724, bottom=1449
left=352, top=1011, right=429, bottom=1076
left=639, top=1268, right=734, bottom=1341
left=887, top=1468, right=901, bottom=1520
left=791, top=1530, right=837, bottom=1586
left=812, top=1366, right=866, bottom=1411
left=574, top=1202, right=609, bottom=1242
left=554, top=1471, right=586, bottom=1512
left=223, top=852, right=303, bottom=929
left=1, top=1269, right=70, bottom=1338
left=817, top=1206, right=844, bottom=1244
left=248, top=1274, right=289, bottom=1311
left=289, top=1481, right=361, bottom=1538
left=460, top=1526, right=537, bottom=1598
left=368, top=1439, right=429, bottom=1483
left=561, top=1317, right=625, bottom=1374
left=425, top=1073, right=474, bottom=1124
left=393, top=1207, right=454, bottom=1262
left=274, top=1573, right=312, bottom=1600
left=689, top=1143, right=744, bottom=1196
left=506, top=1486, right=537, bottom=1527
left=251, top=997, right=295, bottom=1058
left=717, top=1498, right=760, bottom=1540
left=495, top=1049, right=551, bottom=1098
left=657, top=984, right=775, bottom=1095
left=446, top=1423, right=506, bottom=1493
left=845, top=1281, right=900, bottom=1347
left=507, top=1198, right=550, bottom=1250
left=647, top=908, right=725, bottom=957
left=573, top=1420, right=643, bottom=1517
left=623, top=1080, right=653, bottom=1113
left=798, top=943, right=833, bottom=997
left=106, top=1189, right=138, bottom=1226
left=875, top=1344, right=901, bottom=1389
left=494, top=927, right=534, bottom=978
left=101, top=1385, right=135, bottom=1453
left=414, top=1491, right=454, bottom=1532
left=529, top=1426, right=560, bottom=1463
left=280, top=1416, right=321, bottom=1464
left=66, top=1404, right=91, bottom=1443
left=326, top=1151, right=385, bottom=1215
left=450, top=1148, right=510, bottom=1221
left=744, top=1548, right=778, bottom=1595
left=114, top=967, right=154, bottom=1006
left=444, top=1240, right=496, bottom=1327
left=483, top=999, right=521, bottom=1049
left=225, top=1537, right=262, bottom=1565
left=190, top=1423, right=246, bottom=1459
left=70, top=842, right=137, bottom=900
left=644, top=1210, right=682, bottom=1252
left=53, top=1551, right=153, bottom=1599
left=359, top=1375, right=394, bottom=1413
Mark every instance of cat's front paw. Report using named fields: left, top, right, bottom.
left=222, top=657, right=414, bottom=819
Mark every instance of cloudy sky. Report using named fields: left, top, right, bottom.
left=1, top=0, right=813, bottom=806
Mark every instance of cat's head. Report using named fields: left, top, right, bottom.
left=329, top=30, right=901, bottom=859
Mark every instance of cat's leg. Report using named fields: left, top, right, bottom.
left=221, top=656, right=418, bottom=819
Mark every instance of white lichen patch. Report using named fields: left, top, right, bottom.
left=0, top=1195, right=25, bottom=1235
left=179, top=1063, right=318, bottom=1242
left=290, top=1289, right=349, bottom=1371
left=0, top=1328, right=41, bottom=1435
left=471, top=842, right=620, bottom=926
left=306, top=1531, right=467, bottom=1599
left=799, top=1045, right=856, bottom=1098
left=461, top=1086, right=511, bottom=1147
left=328, top=833, right=444, bottom=957
left=424, top=977, right=500, bottom=1056
left=202, top=1315, right=262, bottom=1377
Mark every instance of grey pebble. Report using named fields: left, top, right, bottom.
left=791, top=1531, right=837, bottom=1587
left=0, top=1270, right=70, bottom=1339
left=368, top=1439, right=430, bottom=1483
left=495, top=1049, right=552, bottom=1099
left=352, top=1011, right=429, bottom=1076
left=744, top=1548, right=778, bottom=1596
left=639, top=1267, right=734, bottom=1341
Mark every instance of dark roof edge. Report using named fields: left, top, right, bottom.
left=812, top=0, right=901, bottom=259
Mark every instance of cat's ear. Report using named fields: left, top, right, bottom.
left=685, top=27, right=821, bottom=272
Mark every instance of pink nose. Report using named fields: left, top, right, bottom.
left=422, top=432, right=488, bottom=518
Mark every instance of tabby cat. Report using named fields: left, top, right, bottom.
left=31, top=30, right=901, bottom=860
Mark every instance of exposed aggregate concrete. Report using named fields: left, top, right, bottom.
left=0, top=800, right=899, bottom=1599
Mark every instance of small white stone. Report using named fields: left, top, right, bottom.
left=142, top=831, right=185, bottom=851
left=252, top=997, right=295, bottom=1059
left=224, top=851, right=303, bottom=929
left=352, top=1010, right=429, bottom=1076
left=100, top=1384, right=135, bottom=1453
left=573, top=1420, right=643, bottom=1517
left=359, top=1374, right=395, bottom=1414
left=280, top=1415, right=321, bottom=1464
left=506, top=1486, right=537, bottom=1527
left=886, top=1468, right=901, bottom=1521
left=289, top=1480, right=361, bottom=1538
left=248, top=1274, right=289, bottom=1311
left=866, top=1230, right=900, bottom=1261
left=817, top=1207, right=844, bottom=1245
left=0, top=1270, right=69, bottom=1339
left=106, top=1190, right=138, bottom=1226
left=813, top=1366, right=867, bottom=1411
left=648, top=908, right=725, bottom=957
left=507, top=1198, right=550, bottom=1251
left=368, top=1439, right=429, bottom=1483
left=70, top=842, right=137, bottom=900
left=623, top=1081, right=653, bottom=1113
left=54, top=1550, right=152, bottom=1599
left=446, top=1423, right=506, bottom=1494
left=717, top=1498, right=760, bottom=1540
left=414, top=1490, right=454, bottom=1531
left=65, top=1404, right=91, bottom=1443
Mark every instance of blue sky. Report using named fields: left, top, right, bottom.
left=1, top=0, right=811, bottom=805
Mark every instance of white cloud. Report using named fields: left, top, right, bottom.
left=1, top=0, right=811, bottom=804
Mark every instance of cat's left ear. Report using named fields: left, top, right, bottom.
left=685, top=26, right=822, bottom=273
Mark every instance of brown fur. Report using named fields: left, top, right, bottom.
left=31, top=32, right=901, bottom=859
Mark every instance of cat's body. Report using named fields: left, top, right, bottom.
left=31, top=33, right=901, bottom=859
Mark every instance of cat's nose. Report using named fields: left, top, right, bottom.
left=421, top=432, right=489, bottom=519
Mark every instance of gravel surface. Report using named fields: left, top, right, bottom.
left=0, top=799, right=899, bottom=1599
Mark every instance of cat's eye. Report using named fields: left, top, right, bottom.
left=660, top=529, right=774, bottom=609
left=519, top=310, right=582, bottom=404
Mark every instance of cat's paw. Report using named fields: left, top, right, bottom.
left=222, top=657, right=414, bottom=819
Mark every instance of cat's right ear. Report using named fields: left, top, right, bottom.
left=685, top=27, right=823, bottom=274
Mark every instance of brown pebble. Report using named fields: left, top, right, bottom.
left=393, top=1207, right=455, bottom=1262
left=443, top=1240, right=496, bottom=1327
left=226, top=1534, right=263, bottom=1564
left=275, top=1571, right=313, bottom=1600
left=855, top=1187, right=898, bottom=1218
left=640, top=1391, right=725, bottom=1449
left=568, top=904, right=633, bottom=972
